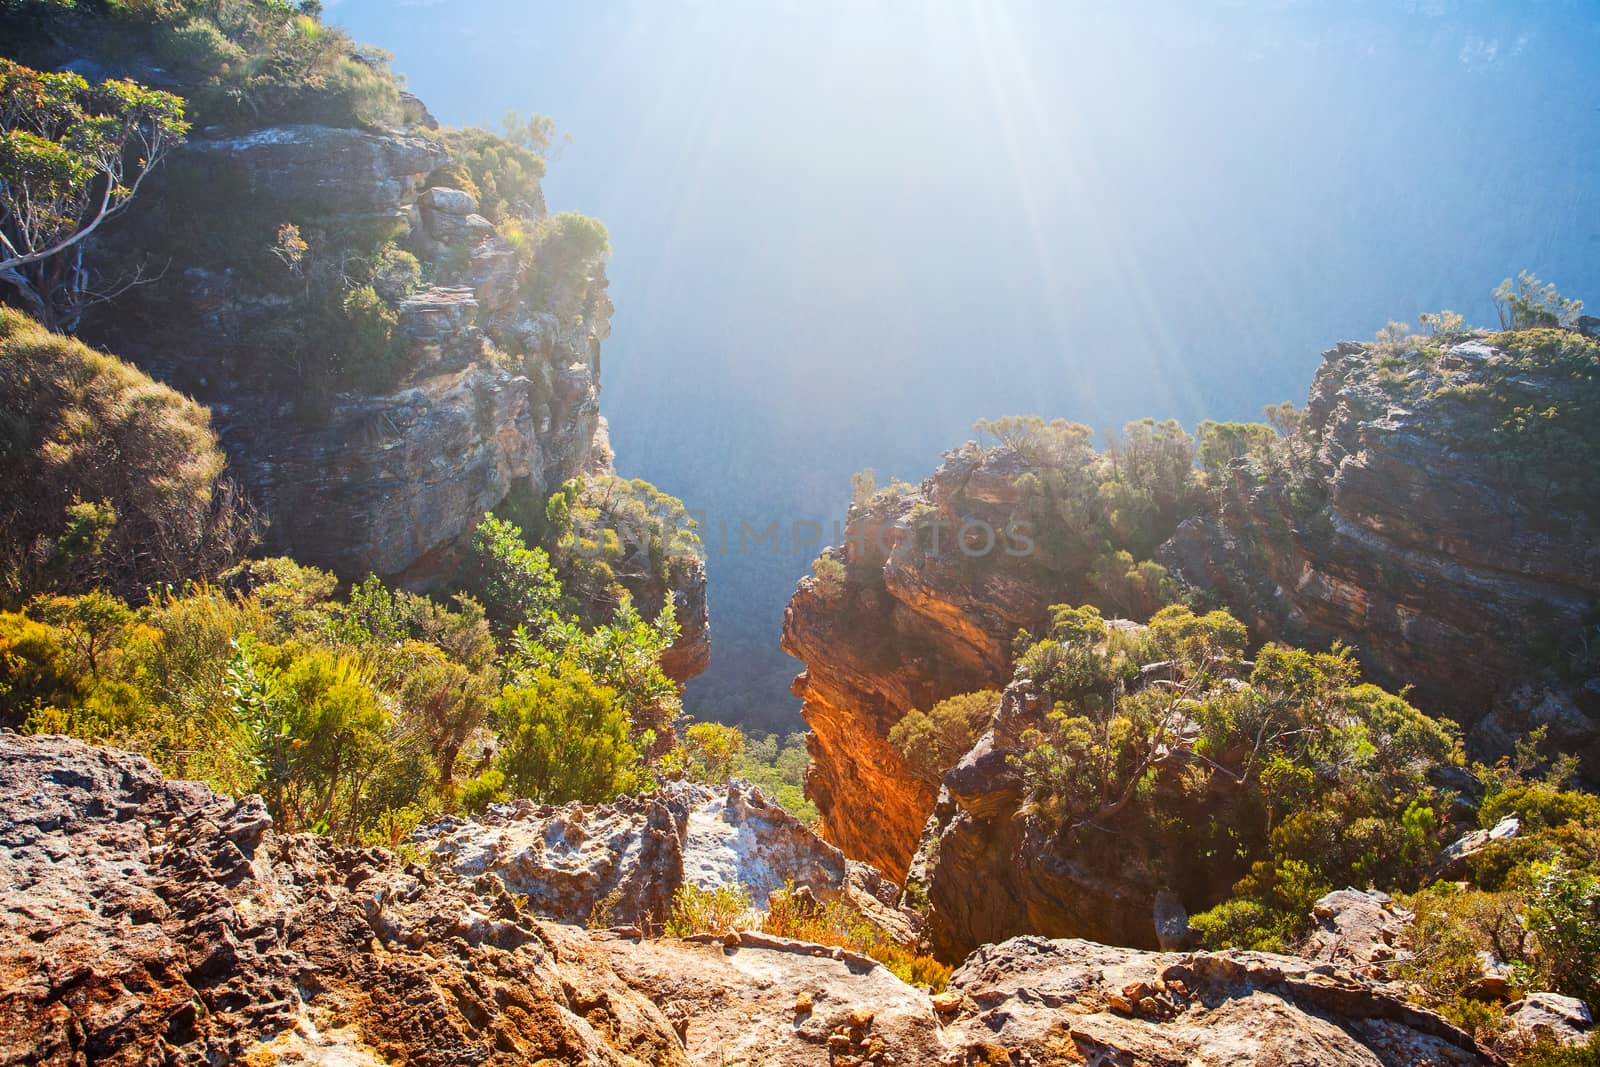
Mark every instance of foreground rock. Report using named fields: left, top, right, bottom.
left=0, top=734, right=687, bottom=1066
left=586, top=929, right=947, bottom=1067
left=0, top=734, right=1507, bottom=1066
left=945, top=936, right=1500, bottom=1067
left=417, top=779, right=914, bottom=943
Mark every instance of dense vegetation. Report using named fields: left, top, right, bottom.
left=0, top=510, right=807, bottom=844
left=889, top=689, right=1000, bottom=786
left=971, top=598, right=1600, bottom=1047
left=0, top=0, right=405, bottom=131
left=526, top=474, right=703, bottom=630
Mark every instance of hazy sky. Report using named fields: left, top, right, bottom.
left=328, top=0, right=1600, bottom=727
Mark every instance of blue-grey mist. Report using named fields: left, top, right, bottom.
left=326, top=0, right=1600, bottom=730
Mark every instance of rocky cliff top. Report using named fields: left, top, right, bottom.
left=786, top=328, right=1600, bottom=883
left=0, top=733, right=1509, bottom=1066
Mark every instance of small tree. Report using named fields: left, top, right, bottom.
left=0, top=60, right=188, bottom=331
left=493, top=663, right=642, bottom=803
left=470, top=515, right=562, bottom=634
left=1493, top=271, right=1583, bottom=331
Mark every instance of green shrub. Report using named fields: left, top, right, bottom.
left=1494, top=271, right=1583, bottom=330
left=492, top=663, right=642, bottom=804
left=664, top=883, right=752, bottom=937
left=329, top=285, right=399, bottom=387
left=372, top=245, right=421, bottom=301
left=470, top=515, right=563, bottom=634
left=889, top=690, right=1000, bottom=786
left=811, top=554, right=847, bottom=599
left=158, top=17, right=244, bottom=74
left=436, top=126, right=546, bottom=222
left=1012, top=602, right=1461, bottom=948
left=665, top=720, right=745, bottom=782
left=1523, top=854, right=1600, bottom=1008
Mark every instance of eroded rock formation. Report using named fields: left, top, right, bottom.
left=781, top=449, right=1061, bottom=880
left=88, top=111, right=708, bottom=678
left=1161, top=337, right=1600, bottom=767
left=418, top=779, right=914, bottom=943
left=785, top=332, right=1600, bottom=890
left=0, top=734, right=1504, bottom=1067
left=0, top=733, right=688, bottom=1066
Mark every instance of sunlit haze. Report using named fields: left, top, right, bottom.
left=329, top=0, right=1600, bottom=727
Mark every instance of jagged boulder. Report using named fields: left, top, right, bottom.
left=396, top=285, right=483, bottom=373
left=416, top=780, right=915, bottom=943
left=1304, top=888, right=1415, bottom=978
left=1499, top=993, right=1594, bottom=1052
left=419, top=185, right=490, bottom=243
left=0, top=733, right=688, bottom=1066
left=0, top=734, right=1506, bottom=1066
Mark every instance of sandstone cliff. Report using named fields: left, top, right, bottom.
left=785, top=329, right=1599, bottom=892
left=80, top=106, right=708, bottom=677
left=781, top=449, right=1064, bottom=879
left=0, top=733, right=1508, bottom=1067
left=1162, top=335, right=1599, bottom=771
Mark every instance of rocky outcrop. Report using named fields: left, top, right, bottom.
left=658, top=555, right=713, bottom=682
left=0, top=733, right=688, bottom=1066
left=418, top=779, right=914, bottom=943
left=942, top=936, right=1501, bottom=1067
left=0, top=734, right=1504, bottom=1067
left=781, top=449, right=1060, bottom=880
left=1303, top=889, right=1415, bottom=978
left=181, top=123, right=447, bottom=219
left=908, top=681, right=1184, bottom=959
left=83, top=105, right=706, bottom=675
left=785, top=330, right=1600, bottom=892
left=1499, top=993, right=1594, bottom=1051
left=1161, top=337, right=1600, bottom=767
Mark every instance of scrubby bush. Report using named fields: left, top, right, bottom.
left=470, top=514, right=563, bottom=634
left=0, top=310, right=254, bottom=605
left=492, top=664, right=642, bottom=804
left=810, top=554, right=847, bottom=599
left=0, top=520, right=697, bottom=841
left=1010, top=601, right=1461, bottom=951
left=435, top=125, right=547, bottom=222
left=328, top=285, right=399, bottom=387
left=663, top=883, right=752, bottom=937
left=371, top=245, right=421, bottom=301
left=1494, top=271, right=1583, bottom=331
left=889, top=689, right=1000, bottom=786
left=529, top=475, right=703, bottom=635
left=763, top=881, right=952, bottom=991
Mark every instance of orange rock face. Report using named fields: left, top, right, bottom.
left=781, top=448, right=1065, bottom=880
